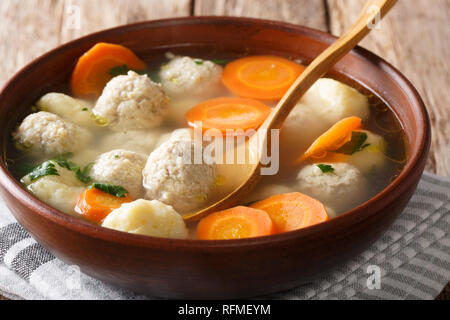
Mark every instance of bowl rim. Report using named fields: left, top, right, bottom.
left=0, top=16, right=431, bottom=250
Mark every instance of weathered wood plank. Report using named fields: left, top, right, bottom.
left=0, top=0, right=191, bottom=86
left=59, top=0, right=191, bottom=43
left=0, top=0, right=65, bottom=85
left=327, top=0, right=450, bottom=176
left=194, top=0, right=328, bottom=31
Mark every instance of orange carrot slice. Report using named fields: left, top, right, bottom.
left=71, top=42, right=147, bottom=98
left=197, top=206, right=274, bottom=240
left=75, top=188, right=132, bottom=224
left=222, top=55, right=305, bottom=100
left=250, top=192, right=329, bottom=233
left=295, top=116, right=362, bottom=164
left=185, top=97, right=271, bottom=134
left=308, top=151, right=349, bottom=163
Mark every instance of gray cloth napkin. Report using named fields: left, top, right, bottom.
left=0, top=171, right=448, bottom=300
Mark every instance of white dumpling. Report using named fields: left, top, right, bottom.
left=102, top=199, right=188, bottom=239
left=347, top=130, right=389, bottom=174
left=301, top=78, right=370, bottom=126
left=295, top=162, right=368, bottom=214
left=36, top=93, right=95, bottom=128
left=280, top=103, right=330, bottom=164
left=21, top=160, right=85, bottom=215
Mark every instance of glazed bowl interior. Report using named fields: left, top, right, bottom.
left=0, top=17, right=430, bottom=298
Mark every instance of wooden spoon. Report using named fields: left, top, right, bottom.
left=183, top=0, right=397, bottom=222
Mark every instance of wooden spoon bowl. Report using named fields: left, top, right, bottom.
left=184, top=0, right=397, bottom=222
left=0, top=17, right=430, bottom=299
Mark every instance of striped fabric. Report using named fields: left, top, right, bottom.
left=0, top=172, right=448, bottom=300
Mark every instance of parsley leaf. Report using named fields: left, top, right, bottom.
left=335, top=131, right=370, bottom=155
left=145, top=70, right=161, bottom=83
left=211, top=59, right=229, bottom=65
left=53, top=157, right=78, bottom=171
left=75, top=163, right=94, bottom=184
left=90, top=183, right=129, bottom=198
left=194, top=59, right=204, bottom=65
left=16, top=162, right=37, bottom=177
left=52, top=154, right=93, bottom=184
left=316, top=164, right=335, bottom=173
left=108, top=65, right=161, bottom=83
left=29, top=161, right=59, bottom=181
left=109, top=64, right=131, bottom=77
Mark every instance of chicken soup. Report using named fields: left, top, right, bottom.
left=7, top=43, right=407, bottom=240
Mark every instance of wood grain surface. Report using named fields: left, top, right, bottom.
left=195, top=0, right=328, bottom=31
left=0, top=0, right=448, bottom=300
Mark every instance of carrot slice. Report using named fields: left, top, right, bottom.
left=308, top=151, right=349, bottom=163
left=185, top=97, right=271, bottom=133
left=295, top=116, right=362, bottom=164
left=222, top=55, right=305, bottom=100
left=75, top=188, right=132, bottom=224
left=197, top=206, right=274, bottom=240
left=250, top=192, right=329, bottom=233
left=71, top=42, right=147, bottom=98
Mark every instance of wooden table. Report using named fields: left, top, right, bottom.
left=0, top=0, right=448, bottom=300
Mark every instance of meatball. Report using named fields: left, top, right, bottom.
left=90, top=149, right=147, bottom=199
left=347, top=130, right=388, bottom=174
left=295, top=162, right=368, bottom=214
left=301, top=78, right=370, bottom=126
left=159, top=55, right=223, bottom=99
left=143, top=139, right=217, bottom=213
left=280, top=103, right=329, bottom=164
left=157, top=128, right=195, bottom=147
left=13, top=111, right=91, bottom=156
left=36, top=92, right=95, bottom=128
left=93, top=71, right=169, bottom=130
left=21, top=160, right=85, bottom=215
left=102, top=199, right=188, bottom=239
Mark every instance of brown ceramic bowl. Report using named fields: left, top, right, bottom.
left=0, top=17, right=430, bottom=299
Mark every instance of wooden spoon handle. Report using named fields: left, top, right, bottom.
left=263, top=0, right=397, bottom=131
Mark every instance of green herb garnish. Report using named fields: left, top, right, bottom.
left=53, top=156, right=78, bottom=171
left=316, top=164, right=335, bottom=173
left=90, top=183, right=129, bottom=198
left=75, top=163, right=94, bottom=184
left=29, top=161, right=59, bottom=181
left=194, top=59, right=204, bottom=65
left=108, top=65, right=161, bottom=83
left=16, top=162, right=37, bottom=177
left=109, top=64, right=131, bottom=77
left=81, top=107, right=88, bottom=111
left=335, top=131, right=370, bottom=155
left=53, top=153, right=93, bottom=184
left=144, top=70, right=161, bottom=83
left=211, top=59, right=229, bottom=65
